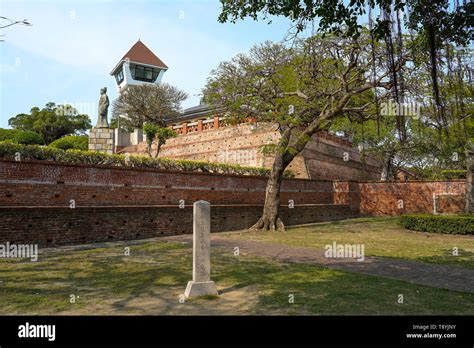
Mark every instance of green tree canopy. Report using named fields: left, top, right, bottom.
left=219, top=0, right=472, bottom=45
left=0, top=128, right=44, bottom=145
left=111, top=83, right=188, bottom=130
left=330, top=42, right=473, bottom=180
left=203, top=31, right=408, bottom=230
left=142, top=123, right=177, bottom=158
left=8, top=102, right=92, bottom=145
left=218, top=0, right=473, bottom=141
left=48, top=135, right=89, bottom=151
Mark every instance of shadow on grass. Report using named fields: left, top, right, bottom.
left=289, top=217, right=400, bottom=229
left=414, top=249, right=474, bottom=269
left=211, top=252, right=474, bottom=315
left=0, top=240, right=473, bottom=315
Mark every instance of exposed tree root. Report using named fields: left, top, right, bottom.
left=250, top=217, right=286, bottom=232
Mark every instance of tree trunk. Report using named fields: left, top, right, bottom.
left=146, top=142, right=153, bottom=158
left=380, top=152, right=395, bottom=181
left=250, top=152, right=286, bottom=231
left=153, top=141, right=163, bottom=159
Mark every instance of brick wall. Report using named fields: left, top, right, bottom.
left=0, top=159, right=355, bottom=246
left=125, top=122, right=382, bottom=180
left=0, top=160, right=337, bottom=207
left=0, top=204, right=356, bottom=247
left=0, top=160, right=467, bottom=246
left=302, top=136, right=381, bottom=181
left=350, top=181, right=466, bottom=216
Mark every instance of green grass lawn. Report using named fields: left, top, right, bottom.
left=220, top=217, right=474, bottom=269
left=0, top=239, right=473, bottom=315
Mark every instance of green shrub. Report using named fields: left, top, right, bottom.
left=0, top=129, right=19, bottom=142
left=439, top=170, right=466, bottom=180
left=12, top=130, right=45, bottom=145
left=399, top=214, right=474, bottom=235
left=0, top=142, right=294, bottom=178
left=410, top=167, right=467, bottom=180
left=0, top=128, right=44, bottom=145
left=49, top=135, right=89, bottom=150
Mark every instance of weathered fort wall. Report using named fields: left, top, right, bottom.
left=349, top=181, right=465, bottom=216
left=0, top=160, right=466, bottom=246
left=0, top=160, right=355, bottom=246
left=123, top=122, right=382, bottom=181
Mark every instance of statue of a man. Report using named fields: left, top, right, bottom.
left=96, top=87, right=110, bottom=128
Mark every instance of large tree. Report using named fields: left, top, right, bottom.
left=214, top=0, right=471, bottom=230
left=218, top=1, right=471, bottom=48
left=112, top=83, right=187, bottom=130
left=330, top=41, right=473, bottom=180
left=8, top=102, right=91, bottom=145
left=218, top=0, right=472, bottom=147
left=203, top=32, right=408, bottom=231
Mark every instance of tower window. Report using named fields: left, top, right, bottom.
left=115, top=69, right=124, bottom=84
left=131, top=64, right=160, bottom=82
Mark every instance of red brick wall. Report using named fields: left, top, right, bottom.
left=0, top=160, right=467, bottom=246
left=127, top=122, right=382, bottom=180
left=302, top=135, right=381, bottom=181
left=0, top=205, right=356, bottom=247
left=350, top=181, right=466, bottom=216
left=0, top=160, right=337, bottom=207
left=0, top=159, right=356, bottom=245
left=1, top=160, right=465, bottom=215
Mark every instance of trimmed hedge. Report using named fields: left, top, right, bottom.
left=410, top=167, right=467, bottom=180
left=0, top=141, right=294, bottom=178
left=439, top=170, right=467, bottom=180
left=13, top=130, right=45, bottom=145
left=0, top=129, right=18, bottom=142
left=0, top=128, right=44, bottom=145
left=399, top=214, right=474, bottom=235
left=49, top=135, right=89, bottom=150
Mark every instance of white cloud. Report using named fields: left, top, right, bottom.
left=1, top=0, right=245, bottom=107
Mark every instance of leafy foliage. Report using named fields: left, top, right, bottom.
left=111, top=83, right=187, bottom=130
left=0, top=129, right=18, bottom=142
left=400, top=214, right=474, bottom=235
left=48, top=135, right=89, bottom=151
left=330, top=42, right=473, bottom=180
left=0, top=128, right=44, bottom=145
left=203, top=31, right=410, bottom=229
left=0, top=142, right=294, bottom=178
left=203, top=31, right=404, bottom=180
left=12, top=130, right=45, bottom=145
left=218, top=0, right=472, bottom=45
left=8, top=102, right=91, bottom=144
left=408, top=169, right=467, bottom=181
left=142, top=124, right=177, bottom=158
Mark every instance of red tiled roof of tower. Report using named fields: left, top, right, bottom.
left=110, top=40, right=168, bottom=74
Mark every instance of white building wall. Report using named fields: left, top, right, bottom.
left=116, top=61, right=166, bottom=92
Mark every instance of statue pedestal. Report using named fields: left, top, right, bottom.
left=89, top=127, right=115, bottom=154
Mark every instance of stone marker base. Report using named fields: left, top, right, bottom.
left=89, top=127, right=115, bottom=154
left=184, top=281, right=218, bottom=298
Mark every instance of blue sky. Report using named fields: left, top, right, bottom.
left=0, top=0, right=294, bottom=128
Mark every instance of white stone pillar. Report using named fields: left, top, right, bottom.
left=184, top=200, right=218, bottom=298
